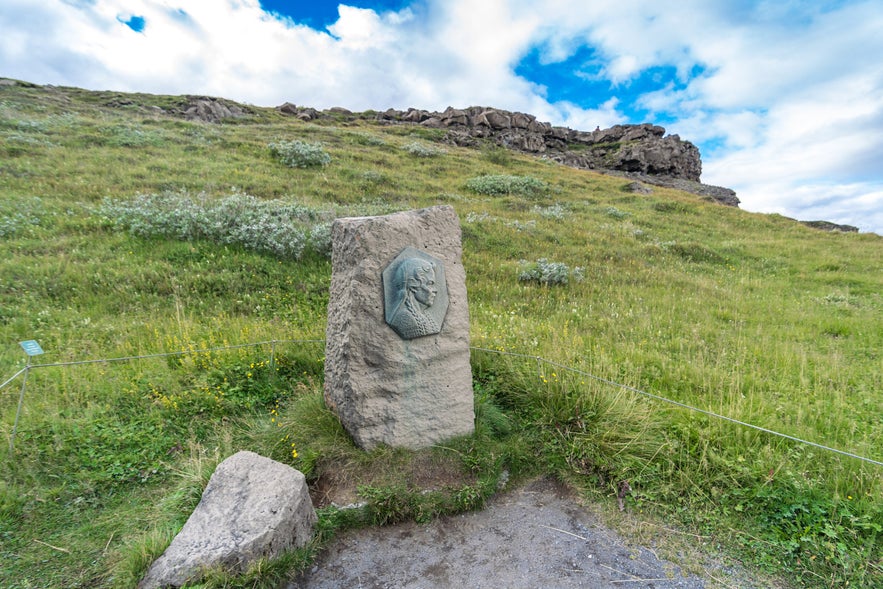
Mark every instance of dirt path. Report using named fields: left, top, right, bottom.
left=291, top=478, right=756, bottom=588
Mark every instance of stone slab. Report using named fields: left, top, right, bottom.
left=324, top=205, right=474, bottom=450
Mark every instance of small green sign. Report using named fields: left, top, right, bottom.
left=19, top=340, right=44, bottom=356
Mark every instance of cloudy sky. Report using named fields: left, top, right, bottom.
left=2, top=1, right=882, bottom=233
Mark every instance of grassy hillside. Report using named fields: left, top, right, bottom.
left=1, top=81, right=881, bottom=588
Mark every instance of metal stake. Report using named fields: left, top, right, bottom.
left=9, top=357, right=31, bottom=453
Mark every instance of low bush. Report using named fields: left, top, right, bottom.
left=347, top=131, right=386, bottom=146
left=517, top=258, right=584, bottom=285
left=604, top=206, right=629, bottom=219
left=506, top=219, right=537, bottom=232
left=465, top=211, right=495, bottom=223
left=534, top=203, right=569, bottom=220
left=269, top=140, right=331, bottom=168
left=99, top=190, right=332, bottom=259
left=482, top=146, right=513, bottom=167
left=106, top=125, right=165, bottom=147
left=466, top=174, right=548, bottom=197
left=0, top=196, right=45, bottom=238
left=401, top=141, right=446, bottom=157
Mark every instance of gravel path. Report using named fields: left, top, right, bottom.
left=291, top=478, right=751, bottom=589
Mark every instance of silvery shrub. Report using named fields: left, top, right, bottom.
left=518, top=258, right=584, bottom=286
left=268, top=140, right=331, bottom=168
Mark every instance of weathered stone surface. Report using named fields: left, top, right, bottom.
left=182, top=96, right=247, bottom=123
left=623, top=174, right=740, bottom=207
left=441, top=107, right=469, bottom=126
left=625, top=181, right=653, bottom=194
left=377, top=106, right=709, bottom=187
left=484, top=110, right=512, bottom=130
left=498, top=130, right=547, bottom=153
left=324, top=205, right=474, bottom=450
left=510, top=112, right=534, bottom=129
left=277, top=103, right=320, bottom=120
left=139, top=451, right=316, bottom=589
left=403, top=108, right=429, bottom=123
left=297, top=108, right=320, bottom=121
left=800, top=220, right=859, bottom=232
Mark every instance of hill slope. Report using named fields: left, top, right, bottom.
left=0, top=81, right=881, bottom=588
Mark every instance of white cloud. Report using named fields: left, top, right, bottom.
left=552, top=98, right=625, bottom=131
left=1, top=0, right=882, bottom=231
left=328, top=6, right=398, bottom=49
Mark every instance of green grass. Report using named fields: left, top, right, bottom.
left=1, top=82, right=881, bottom=588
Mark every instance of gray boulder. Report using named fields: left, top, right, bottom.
left=276, top=103, right=320, bottom=120
left=138, top=451, right=316, bottom=589
left=182, top=97, right=247, bottom=123
left=484, top=110, right=512, bottom=130
left=510, top=111, right=534, bottom=129
left=498, top=130, right=547, bottom=153
left=625, top=181, right=653, bottom=194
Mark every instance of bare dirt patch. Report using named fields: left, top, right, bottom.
left=292, top=478, right=766, bottom=589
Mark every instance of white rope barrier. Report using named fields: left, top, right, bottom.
left=2, top=340, right=879, bottom=467
left=471, top=347, right=883, bottom=468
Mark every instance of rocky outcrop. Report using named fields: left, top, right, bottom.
left=275, top=102, right=736, bottom=206
left=180, top=96, right=249, bottom=123
left=799, top=220, right=859, bottom=233
left=366, top=106, right=746, bottom=206
left=610, top=172, right=740, bottom=207
left=375, top=106, right=703, bottom=183
left=276, top=103, right=358, bottom=121
left=275, top=103, right=703, bottom=183
left=277, top=102, right=321, bottom=121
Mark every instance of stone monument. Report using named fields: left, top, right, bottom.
left=324, top=205, right=474, bottom=450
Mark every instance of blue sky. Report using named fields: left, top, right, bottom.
left=260, top=0, right=410, bottom=29
left=2, top=1, right=882, bottom=233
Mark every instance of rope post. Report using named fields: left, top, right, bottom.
left=270, top=340, right=277, bottom=374
left=10, top=341, right=43, bottom=453
left=9, top=357, right=31, bottom=453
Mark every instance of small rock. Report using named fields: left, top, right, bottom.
left=625, top=181, right=653, bottom=194
left=138, top=451, right=316, bottom=589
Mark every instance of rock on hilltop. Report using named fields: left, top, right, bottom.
left=381, top=107, right=700, bottom=180
left=0, top=78, right=739, bottom=207
left=280, top=103, right=739, bottom=207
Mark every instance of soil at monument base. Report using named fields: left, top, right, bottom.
left=290, top=478, right=767, bottom=589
